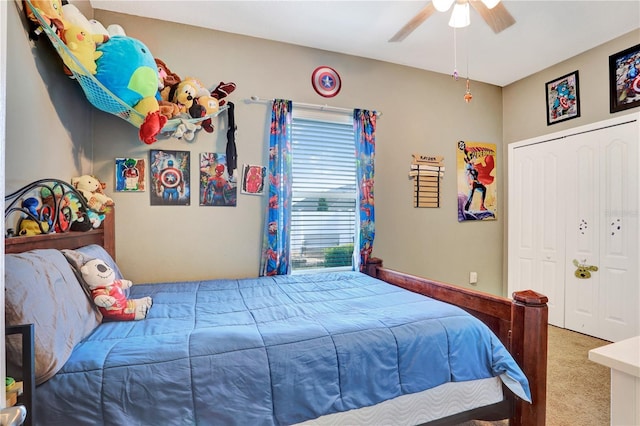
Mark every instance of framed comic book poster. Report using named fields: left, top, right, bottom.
left=241, top=164, right=266, bottom=195
left=115, top=158, right=145, bottom=192
left=545, top=70, right=580, bottom=125
left=199, top=152, right=237, bottom=206
left=609, top=43, right=640, bottom=113
left=149, top=150, right=190, bottom=206
left=456, top=141, right=497, bottom=222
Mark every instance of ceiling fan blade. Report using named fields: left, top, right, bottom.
left=389, top=3, right=436, bottom=42
left=470, top=0, right=515, bottom=33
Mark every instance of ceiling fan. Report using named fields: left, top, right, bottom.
left=389, top=0, right=515, bottom=42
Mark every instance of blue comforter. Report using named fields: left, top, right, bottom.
left=36, top=271, right=530, bottom=425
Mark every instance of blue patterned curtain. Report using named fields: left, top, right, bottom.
left=354, top=109, right=377, bottom=271
left=260, top=100, right=293, bottom=276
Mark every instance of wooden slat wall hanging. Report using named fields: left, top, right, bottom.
left=410, top=154, right=444, bottom=208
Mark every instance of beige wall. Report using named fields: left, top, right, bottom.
left=5, top=1, right=92, bottom=193
left=503, top=29, right=640, bottom=143
left=87, top=11, right=505, bottom=290
left=10, top=3, right=635, bottom=295
left=501, top=29, right=640, bottom=290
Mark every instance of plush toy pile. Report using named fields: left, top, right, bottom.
left=155, top=58, right=236, bottom=139
left=15, top=175, right=114, bottom=237
left=23, top=0, right=237, bottom=144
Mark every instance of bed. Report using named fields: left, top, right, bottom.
left=4, top=181, right=548, bottom=426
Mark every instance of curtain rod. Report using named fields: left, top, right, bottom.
left=245, top=96, right=381, bottom=117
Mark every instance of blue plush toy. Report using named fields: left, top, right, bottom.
left=95, top=35, right=167, bottom=143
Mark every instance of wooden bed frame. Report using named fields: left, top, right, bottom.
left=5, top=206, right=547, bottom=426
left=364, top=260, right=548, bottom=426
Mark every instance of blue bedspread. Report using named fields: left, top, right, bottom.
left=35, top=271, right=530, bottom=425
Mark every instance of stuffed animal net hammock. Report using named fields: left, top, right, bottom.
left=24, top=0, right=227, bottom=138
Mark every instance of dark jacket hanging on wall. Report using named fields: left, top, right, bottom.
left=226, top=102, right=238, bottom=176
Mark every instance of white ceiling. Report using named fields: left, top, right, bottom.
left=89, top=1, right=640, bottom=87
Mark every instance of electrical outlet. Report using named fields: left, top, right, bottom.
left=469, top=272, right=478, bottom=285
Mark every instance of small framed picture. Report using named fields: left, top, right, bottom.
left=149, top=150, right=190, bottom=206
left=545, top=70, right=580, bottom=125
left=199, top=152, right=237, bottom=206
left=241, top=164, right=266, bottom=195
left=115, top=158, right=145, bottom=192
left=609, top=43, right=640, bottom=113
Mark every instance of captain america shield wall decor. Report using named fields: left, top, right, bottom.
left=311, top=66, right=341, bottom=98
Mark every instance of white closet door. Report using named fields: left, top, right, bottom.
left=509, top=141, right=565, bottom=327
left=564, top=131, right=601, bottom=337
left=509, top=114, right=639, bottom=342
left=564, top=121, right=639, bottom=341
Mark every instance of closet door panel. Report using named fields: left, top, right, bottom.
left=510, top=114, right=639, bottom=342
left=509, top=143, right=565, bottom=326
left=565, top=137, right=600, bottom=337
left=538, top=150, right=565, bottom=327
left=599, top=130, right=639, bottom=341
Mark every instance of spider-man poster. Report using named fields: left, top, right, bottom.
left=199, top=152, right=237, bottom=206
left=456, top=141, right=497, bottom=222
left=149, top=150, right=190, bottom=206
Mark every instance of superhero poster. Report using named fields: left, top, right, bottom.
left=456, top=141, right=497, bottom=222
left=241, top=164, right=266, bottom=195
left=115, top=158, right=145, bottom=192
left=149, top=150, right=190, bottom=206
left=199, top=152, right=237, bottom=207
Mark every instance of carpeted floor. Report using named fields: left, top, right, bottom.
left=457, top=325, right=611, bottom=426
left=545, top=325, right=611, bottom=426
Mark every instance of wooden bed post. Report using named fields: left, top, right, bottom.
left=364, top=257, right=382, bottom=277
left=102, top=207, right=116, bottom=261
left=510, top=290, right=548, bottom=426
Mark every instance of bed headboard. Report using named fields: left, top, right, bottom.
left=4, top=179, right=116, bottom=258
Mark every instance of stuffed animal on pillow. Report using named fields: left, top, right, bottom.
left=71, top=174, right=114, bottom=212
left=80, top=258, right=152, bottom=321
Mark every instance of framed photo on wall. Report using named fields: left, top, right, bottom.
left=609, top=43, right=640, bottom=113
left=199, top=152, right=237, bottom=206
left=545, top=70, right=580, bottom=125
left=115, top=158, right=145, bottom=192
left=149, top=150, right=190, bottom=206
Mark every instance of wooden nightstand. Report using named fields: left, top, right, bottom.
left=5, top=324, right=34, bottom=426
left=6, top=381, right=23, bottom=407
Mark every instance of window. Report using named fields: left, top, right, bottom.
left=290, top=110, right=357, bottom=272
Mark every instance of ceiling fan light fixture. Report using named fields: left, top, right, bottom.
left=433, top=0, right=455, bottom=12
left=448, top=2, right=470, bottom=28
left=480, top=0, right=501, bottom=9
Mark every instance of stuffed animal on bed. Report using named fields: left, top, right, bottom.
left=80, top=258, right=152, bottom=321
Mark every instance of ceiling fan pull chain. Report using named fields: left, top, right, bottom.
left=452, top=27, right=459, bottom=80
left=464, top=37, right=472, bottom=103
